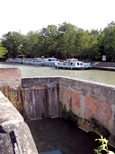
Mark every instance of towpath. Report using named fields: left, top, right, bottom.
left=91, top=62, right=115, bottom=71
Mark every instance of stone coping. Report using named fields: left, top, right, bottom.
left=0, top=91, right=38, bottom=154
left=21, top=76, right=115, bottom=88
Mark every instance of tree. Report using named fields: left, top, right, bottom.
left=0, top=42, right=8, bottom=59
left=58, top=22, right=77, bottom=59
left=74, top=28, right=87, bottom=59
left=21, top=31, right=40, bottom=57
left=83, top=29, right=100, bottom=61
left=97, top=29, right=105, bottom=60
left=1, top=31, right=25, bottom=58
left=74, top=28, right=100, bottom=61
left=84, top=34, right=100, bottom=61
left=103, top=21, right=115, bottom=62
left=39, top=25, right=59, bottom=58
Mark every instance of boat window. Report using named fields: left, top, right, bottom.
left=71, top=62, right=73, bottom=65
left=80, top=63, right=82, bottom=65
left=77, top=62, right=79, bottom=65
left=48, top=59, right=52, bottom=61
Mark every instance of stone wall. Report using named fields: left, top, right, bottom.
left=0, top=69, right=60, bottom=120
left=20, top=76, right=115, bottom=147
left=0, top=68, right=23, bottom=112
left=0, top=68, right=21, bottom=87
left=0, top=68, right=115, bottom=148
left=0, top=68, right=38, bottom=153
left=0, top=91, right=38, bottom=154
left=58, top=77, right=115, bottom=147
left=21, top=77, right=59, bottom=120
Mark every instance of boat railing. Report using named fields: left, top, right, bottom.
left=57, top=62, right=63, bottom=65
left=63, top=63, right=67, bottom=65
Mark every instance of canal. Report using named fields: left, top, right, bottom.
left=0, top=62, right=115, bottom=85
left=1, top=62, right=115, bottom=153
left=26, top=118, right=100, bottom=154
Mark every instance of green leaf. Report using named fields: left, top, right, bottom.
left=94, top=149, right=102, bottom=154
left=95, top=138, right=108, bottom=144
left=98, top=144, right=106, bottom=152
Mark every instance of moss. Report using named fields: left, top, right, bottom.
left=21, top=88, right=25, bottom=110
left=0, top=86, right=25, bottom=112
left=10, top=88, right=16, bottom=108
left=86, top=118, right=110, bottom=138
left=1, top=86, right=17, bottom=108
left=17, top=86, right=25, bottom=112
left=61, top=105, right=110, bottom=139
left=60, top=105, right=81, bottom=127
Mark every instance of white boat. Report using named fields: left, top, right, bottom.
left=12, top=58, right=17, bottom=63
left=43, top=58, right=59, bottom=66
left=6, top=58, right=13, bottom=63
left=55, top=58, right=92, bottom=70
left=15, top=58, right=22, bottom=63
left=23, top=58, right=34, bottom=64
left=31, top=58, right=44, bottom=66
left=22, top=58, right=27, bottom=64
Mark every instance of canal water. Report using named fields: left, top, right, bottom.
left=0, top=62, right=115, bottom=85
left=26, top=118, right=100, bottom=154
left=1, top=62, right=115, bottom=153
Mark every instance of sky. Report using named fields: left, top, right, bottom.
left=0, top=0, right=115, bottom=38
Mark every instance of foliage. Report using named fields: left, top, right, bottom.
left=1, top=21, right=115, bottom=61
left=0, top=42, right=8, bottom=59
left=94, top=135, right=115, bottom=154
left=103, top=21, right=115, bottom=62
left=58, top=22, right=77, bottom=59
left=90, top=118, right=110, bottom=138
left=21, top=31, right=40, bottom=57
left=40, top=25, right=59, bottom=58
left=1, top=31, right=26, bottom=58
left=60, top=106, right=80, bottom=127
left=74, top=28, right=87, bottom=59
left=84, top=33, right=100, bottom=61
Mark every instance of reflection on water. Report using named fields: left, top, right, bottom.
left=26, top=118, right=99, bottom=154
left=1, top=62, right=115, bottom=85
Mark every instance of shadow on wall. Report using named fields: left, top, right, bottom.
left=0, top=84, right=60, bottom=120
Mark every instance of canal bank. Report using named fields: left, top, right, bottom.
left=92, top=61, right=115, bottom=71
left=0, top=68, right=115, bottom=153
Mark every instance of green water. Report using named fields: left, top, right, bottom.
left=1, top=62, right=115, bottom=85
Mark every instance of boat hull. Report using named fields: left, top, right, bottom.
left=55, top=59, right=92, bottom=70
left=55, top=66, right=84, bottom=70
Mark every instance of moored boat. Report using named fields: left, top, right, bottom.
left=6, top=58, right=13, bottom=63
left=15, top=58, right=22, bottom=63
left=23, top=58, right=34, bottom=64
left=31, top=58, right=44, bottom=66
left=43, top=58, right=59, bottom=66
left=55, top=58, right=92, bottom=70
